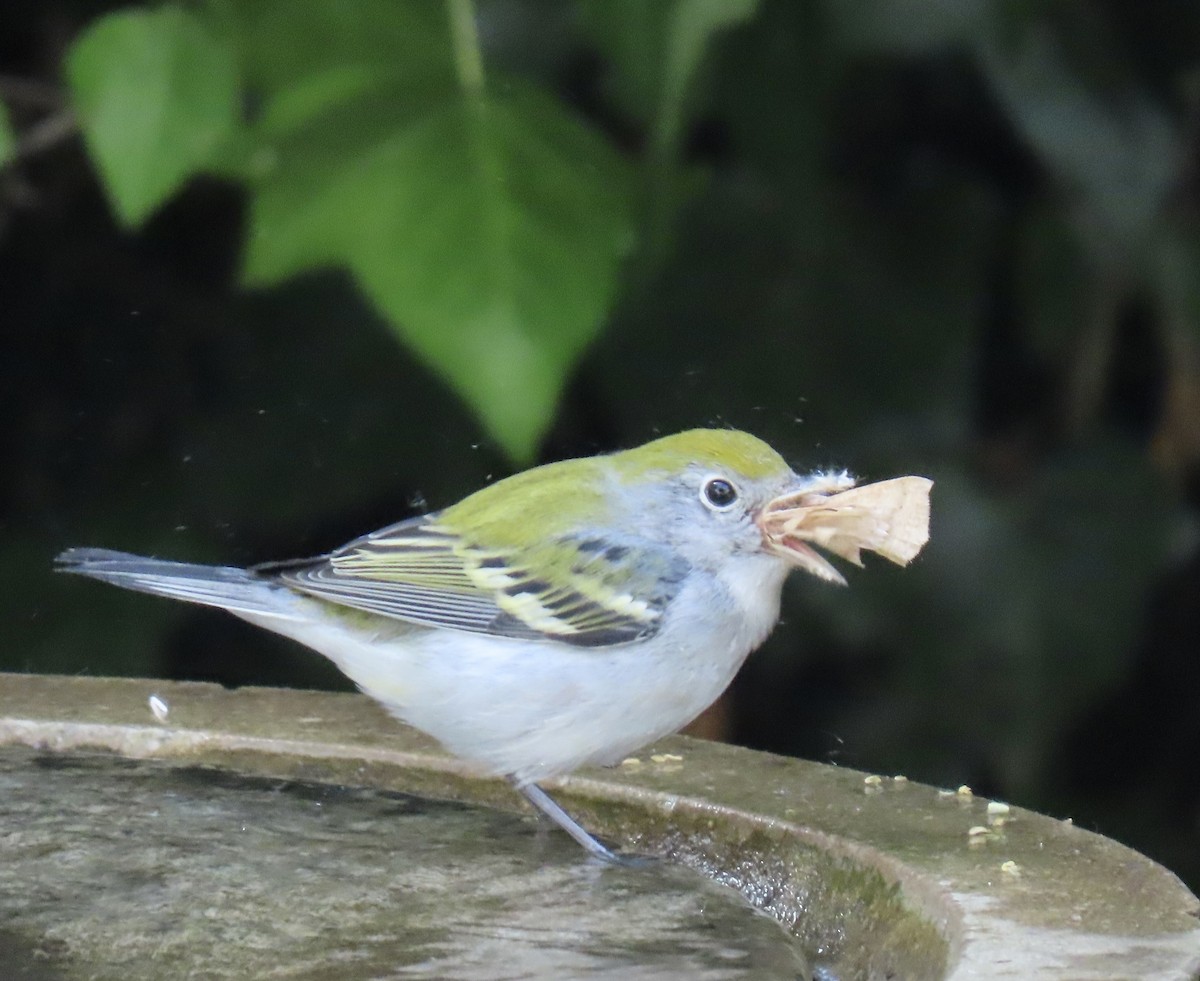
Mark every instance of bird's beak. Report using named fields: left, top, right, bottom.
left=756, top=473, right=933, bottom=586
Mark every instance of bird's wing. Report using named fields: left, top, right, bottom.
left=275, top=514, right=689, bottom=648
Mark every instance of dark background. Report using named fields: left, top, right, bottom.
left=4, top=1, right=1200, bottom=893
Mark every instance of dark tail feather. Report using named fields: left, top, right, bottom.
left=55, top=548, right=299, bottom=618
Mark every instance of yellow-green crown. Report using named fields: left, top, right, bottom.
left=441, top=428, right=791, bottom=546
left=614, top=429, right=790, bottom=482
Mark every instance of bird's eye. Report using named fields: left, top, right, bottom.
left=701, top=477, right=739, bottom=510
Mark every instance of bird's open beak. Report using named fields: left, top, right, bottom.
left=756, top=474, right=933, bottom=586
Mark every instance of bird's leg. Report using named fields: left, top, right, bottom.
left=512, top=779, right=619, bottom=862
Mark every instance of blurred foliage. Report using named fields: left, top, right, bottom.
left=67, top=7, right=239, bottom=226
left=0, top=101, right=13, bottom=165
left=3, top=0, right=1200, bottom=892
left=60, top=0, right=760, bottom=461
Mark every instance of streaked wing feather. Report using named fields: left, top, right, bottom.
left=276, top=514, right=688, bottom=647
left=280, top=567, right=504, bottom=630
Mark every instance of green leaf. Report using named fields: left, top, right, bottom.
left=581, top=0, right=757, bottom=262
left=245, top=80, right=634, bottom=462
left=66, top=6, right=239, bottom=226
left=581, top=0, right=759, bottom=127
left=209, top=0, right=456, bottom=141
left=213, top=0, right=453, bottom=97
left=580, top=0, right=674, bottom=122
left=256, top=64, right=393, bottom=140
left=660, top=0, right=761, bottom=108
left=0, top=102, right=14, bottom=166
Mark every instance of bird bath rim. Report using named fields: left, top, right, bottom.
left=1, top=673, right=1197, bottom=980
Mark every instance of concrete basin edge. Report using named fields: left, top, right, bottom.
left=1, top=673, right=1196, bottom=980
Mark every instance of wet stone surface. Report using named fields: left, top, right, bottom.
left=0, top=748, right=810, bottom=980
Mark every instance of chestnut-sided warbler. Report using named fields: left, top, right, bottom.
left=57, top=429, right=930, bottom=860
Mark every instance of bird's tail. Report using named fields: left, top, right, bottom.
left=55, top=548, right=302, bottom=619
